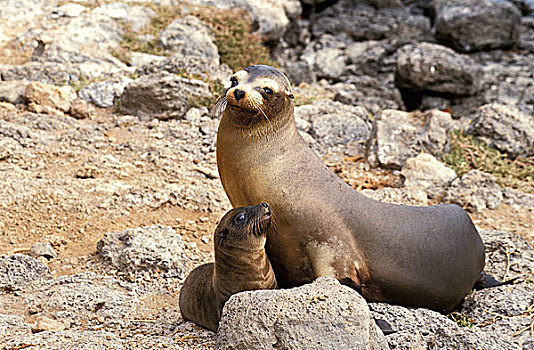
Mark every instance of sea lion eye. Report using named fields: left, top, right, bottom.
left=230, top=77, right=238, bottom=87
left=263, top=87, right=273, bottom=95
left=235, top=212, right=246, bottom=224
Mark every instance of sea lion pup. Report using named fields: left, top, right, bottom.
left=179, top=203, right=277, bottom=331
left=215, top=64, right=487, bottom=313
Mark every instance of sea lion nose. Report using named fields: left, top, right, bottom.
left=234, top=89, right=245, bottom=101
left=260, top=202, right=270, bottom=214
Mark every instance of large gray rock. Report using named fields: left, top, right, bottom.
left=396, top=42, right=481, bottom=96
left=92, top=2, right=155, bottom=32
left=360, top=187, right=430, bottom=206
left=312, top=1, right=431, bottom=42
left=366, top=109, right=453, bottom=169
left=0, top=254, right=52, bottom=291
left=159, top=16, right=219, bottom=67
left=468, top=103, right=534, bottom=158
left=216, top=277, right=389, bottom=350
left=119, top=72, right=212, bottom=120
left=97, top=225, right=197, bottom=279
left=295, top=100, right=371, bottom=155
left=79, top=76, right=133, bottom=108
left=370, top=303, right=513, bottom=349
left=443, top=170, right=503, bottom=212
left=433, top=0, right=522, bottom=52
left=400, top=153, right=457, bottom=198
left=331, top=77, right=405, bottom=114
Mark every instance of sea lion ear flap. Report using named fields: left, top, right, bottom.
left=285, top=90, right=294, bottom=99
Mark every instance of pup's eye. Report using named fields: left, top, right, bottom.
left=230, top=77, right=238, bottom=87
left=263, top=87, right=273, bottom=95
left=235, top=213, right=245, bottom=224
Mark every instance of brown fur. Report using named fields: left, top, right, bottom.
left=216, top=65, right=486, bottom=313
left=179, top=203, right=277, bottom=331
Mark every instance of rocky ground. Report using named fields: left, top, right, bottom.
left=0, top=0, right=533, bottom=349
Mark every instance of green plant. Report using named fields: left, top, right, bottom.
left=443, top=131, right=534, bottom=193
left=194, top=7, right=276, bottom=71
left=448, top=311, right=476, bottom=328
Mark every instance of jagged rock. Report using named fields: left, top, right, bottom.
left=0, top=80, right=29, bottom=104
left=433, top=0, right=522, bottom=52
left=216, top=277, right=389, bottom=350
left=159, top=16, right=219, bottom=67
left=395, top=42, right=481, bottom=96
left=79, top=76, right=133, bottom=108
left=370, top=303, right=512, bottom=349
left=331, top=77, right=404, bottom=114
left=366, top=109, right=453, bottom=169
left=301, top=34, right=350, bottom=80
left=360, top=187, right=429, bottom=206
left=24, top=81, right=77, bottom=116
left=468, top=103, right=534, bottom=158
left=311, top=1, right=432, bottom=41
left=119, top=72, right=212, bottom=120
left=97, top=225, right=197, bottom=279
left=30, top=242, right=58, bottom=260
left=443, top=170, right=503, bottom=212
left=295, top=100, right=371, bottom=155
left=401, top=153, right=456, bottom=199
left=0, top=254, right=52, bottom=291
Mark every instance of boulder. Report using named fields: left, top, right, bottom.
left=401, top=153, right=456, bottom=198
left=216, top=277, right=389, bottom=350
left=79, top=76, right=133, bottom=108
left=443, top=170, right=503, bottom=212
left=433, top=0, right=521, bottom=52
left=295, top=100, right=371, bottom=155
left=395, top=42, right=481, bottom=96
left=366, top=109, right=453, bottom=169
left=159, top=15, right=219, bottom=67
left=118, top=72, right=212, bottom=120
left=97, top=225, right=197, bottom=279
left=468, top=103, right=534, bottom=158
left=0, top=254, right=52, bottom=291
left=24, top=82, right=77, bottom=116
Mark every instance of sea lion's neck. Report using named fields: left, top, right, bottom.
left=221, top=109, right=297, bottom=141
left=213, top=246, right=276, bottom=300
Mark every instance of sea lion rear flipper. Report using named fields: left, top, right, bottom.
left=474, top=271, right=519, bottom=290
left=374, top=318, right=396, bottom=335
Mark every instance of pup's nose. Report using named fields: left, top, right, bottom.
left=234, top=89, right=245, bottom=101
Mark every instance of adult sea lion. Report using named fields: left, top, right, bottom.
left=179, top=203, right=277, bottom=331
left=215, top=64, right=486, bottom=313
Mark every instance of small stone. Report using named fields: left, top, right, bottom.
left=30, top=242, right=58, bottom=260
left=32, top=316, right=67, bottom=333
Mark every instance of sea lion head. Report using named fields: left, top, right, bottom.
left=213, top=65, right=294, bottom=129
left=215, top=202, right=272, bottom=250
